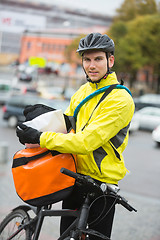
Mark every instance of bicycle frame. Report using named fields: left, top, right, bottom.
left=34, top=207, right=80, bottom=240
left=2, top=169, right=136, bottom=240
left=6, top=206, right=80, bottom=240
left=7, top=193, right=98, bottom=240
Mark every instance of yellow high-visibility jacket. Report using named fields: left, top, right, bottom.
left=40, top=72, right=135, bottom=184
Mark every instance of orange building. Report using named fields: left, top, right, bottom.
left=19, top=26, right=107, bottom=65
left=20, top=31, right=73, bottom=64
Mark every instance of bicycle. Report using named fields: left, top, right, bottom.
left=0, top=168, right=137, bottom=240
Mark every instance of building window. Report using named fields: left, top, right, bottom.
left=27, top=42, right=31, bottom=49
left=1, top=32, right=21, bottom=54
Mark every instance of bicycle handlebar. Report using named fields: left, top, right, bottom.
left=116, top=195, right=137, bottom=212
left=61, top=167, right=79, bottom=180
left=61, top=167, right=96, bottom=184
left=60, top=168, right=137, bottom=212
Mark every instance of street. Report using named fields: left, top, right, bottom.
left=0, top=107, right=160, bottom=239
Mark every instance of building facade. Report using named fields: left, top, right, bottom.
left=0, top=0, right=112, bottom=65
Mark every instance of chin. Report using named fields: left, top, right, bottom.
left=89, top=77, right=99, bottom=82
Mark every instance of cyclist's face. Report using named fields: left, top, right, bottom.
left=82, top=50, right=114, bottom=82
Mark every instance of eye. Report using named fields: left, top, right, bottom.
left=83, top=57, right=90, bottom=62
left=95, top=57, right=102, bottom=61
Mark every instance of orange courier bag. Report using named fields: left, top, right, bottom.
left=12, top=147, right=76, bottom=206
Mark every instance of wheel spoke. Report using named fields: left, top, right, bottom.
left=0, top=209, right=31, bottom=240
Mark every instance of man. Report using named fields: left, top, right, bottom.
left=16, top=33, right=135, bottom=239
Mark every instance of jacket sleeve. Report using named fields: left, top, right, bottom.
left=40, top=90, right=135, bottom=154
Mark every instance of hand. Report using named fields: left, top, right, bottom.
left=16, top=123, right=42, bottom=145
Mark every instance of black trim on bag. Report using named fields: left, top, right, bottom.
left=23, top=186, right=74, bottom=206
left=12, top=150, right=61, bottom=168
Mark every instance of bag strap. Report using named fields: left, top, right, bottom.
left=81, top=84, right=118, bottom=131
left=73, top=84, right=131, bottom=121
left=12, top=150, right=61, bottom=168
left=93, top=84, right=118, bottom=110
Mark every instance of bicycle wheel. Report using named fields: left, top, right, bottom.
left=0, top=209, right=31, bottom=240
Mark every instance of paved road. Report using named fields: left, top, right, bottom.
left=0, top=112, right=160, bottom=239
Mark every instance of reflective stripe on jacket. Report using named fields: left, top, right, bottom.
left=40, top=72, right=135, bottom=184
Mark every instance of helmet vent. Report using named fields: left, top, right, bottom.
left=77, top=33, right=115, bottom=56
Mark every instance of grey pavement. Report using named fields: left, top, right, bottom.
left=0, top=162, right=160, bottom=240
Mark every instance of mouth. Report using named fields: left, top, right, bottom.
left=89, top=72, right=98, bottom=76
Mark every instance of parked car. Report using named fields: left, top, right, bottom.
left=38, top=86, right=64, bottom=99
left=129, top=117, right=140, bottom=133
left=2, top=94, right=70, bottom=128
left=16, top=65, right=37, bottom=82
left=152, top=125, right=160, bottom=147
left=38, top=86, right=77, bottom=100
left=11, top=85, right=40, bottom=95
left=38, top=62, right=59, bottom=75
left=131, top=107, right=160, bottom=131
left=134, top=94, right=160, bottom=111
left=0, top=80, right=11, bottom=105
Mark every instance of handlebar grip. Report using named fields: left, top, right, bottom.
left=60, top=168, right=79, bottom=180
left=61, top=168, right=103, bottom=194
left=118, top=196, right=137, bottom=212
left=121, top=201, right=137, bottom=212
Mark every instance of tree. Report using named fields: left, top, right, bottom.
left=137, top=0, right=157, bottom=15
left=114, top=0, right=137, bottom=21
left=109, top=21, right=128, bottom=44
left=114, top=0, right=158, bottom=22
left=64, top=35, right=85, bottom=64
left=109, top=14, right=160, bottom=91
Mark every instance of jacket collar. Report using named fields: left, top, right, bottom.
left=89, top=72, right=119, bottom=90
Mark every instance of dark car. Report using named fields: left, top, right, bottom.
left=2, top=94, right=70, bottom=128
left=134, top=94, right=160, bottom=111
left=0, top=80, right=11, bottom=105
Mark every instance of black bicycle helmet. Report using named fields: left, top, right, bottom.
left=77, top=32, right=115, bottom=56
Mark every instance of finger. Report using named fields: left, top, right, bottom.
left=19, top=140, right=25, bottom=145
left=23, top=105, right=33, bottom=116
left=16, top=127, right=24, bottom=137
left=17, top=123, right=28, bottom=130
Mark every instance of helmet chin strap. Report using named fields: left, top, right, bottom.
left=86, top=72, right=110, bottom=83
left=83, top=52, right=111, bottom=84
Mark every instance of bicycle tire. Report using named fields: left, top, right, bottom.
left=0, top=209, right=31, bottom=240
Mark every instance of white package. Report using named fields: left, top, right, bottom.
left=24, top=109, right=67, bottom=133
left=23, top=109, right=67, bottom=148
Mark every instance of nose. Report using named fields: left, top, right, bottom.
left=89, top=60, right=96, bottom=69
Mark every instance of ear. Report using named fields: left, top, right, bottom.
left=109, top=55, right=114, bottom=68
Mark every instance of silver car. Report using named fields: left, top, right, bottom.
left=132, top=107, right=160, bottom=131
left=152, top=125, right=160, bottom=147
